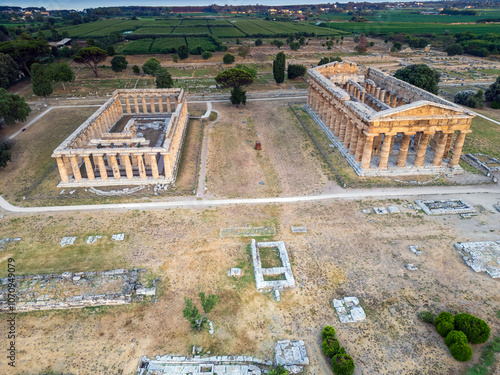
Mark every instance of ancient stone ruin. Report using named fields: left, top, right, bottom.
left=307, top=61, right=474, bottom=176
left=416, top=199, right=475, bottom=215
left=250, top=239, right=295, bottom=293
left=333, top=297, right=366, bottom=323
left=219, top=226, right=277, bottom=238
left=52, top=89, right=188, bottom=187
left=0, top=269, right=156, bottom=312
left=274, top=340, right=309, bottom=374
left=455, top=241, right=500, bottom=278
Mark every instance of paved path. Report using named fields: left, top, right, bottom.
left=1, top=184, right=498, bottom=214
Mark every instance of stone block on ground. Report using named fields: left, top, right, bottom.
left=333, top=296, right=366, bottom=323
left=60, top=236, right=76, bottom=247
left=112, top=233, right=125, bottom=241
left=227, top=268, right=242, bottom=277
left=455, top=241, right=500, bottom=278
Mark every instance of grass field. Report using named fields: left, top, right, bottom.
left=463, top=115, right=500, bottom=159
left=120, top=38, right=154, bottom=54
left=323, top=21, right=500, bottom=35
left=149, top=37, right=187, bottom=53
left=133, top=26, right=175, bottom=35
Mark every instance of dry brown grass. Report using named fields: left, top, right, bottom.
left=0, top=199, right=498, bottom=375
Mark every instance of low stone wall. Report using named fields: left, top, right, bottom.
left=0, top=269, right=156, bottom=313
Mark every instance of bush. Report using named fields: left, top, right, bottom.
left=132, top=65, right=140, bottom=74
left=418, top=311, right=435, bottom=324
left=322, top=337, right=340, bottom=357
left=110, top=55, right=128, bottom=72
left=202, top=51, right=212, bottom=60
left=446, top=44, right=464, bottom=56
left=142, top=58, right=161, bottom=76
left=322, top=326, right=336, bottom=339
left=178, top=45, right=189, bottom=60
left=454, top=313, right=490, bottom=344
left=331, top=353, right=355, bottom=375
left=437, top=321, right=455, bottom=338
left=491, top=100, right=500, bottom=109
left=255, top=38, right=263, bottom=46
left=450, top=341, right=473, bottom=362
left=287, top=64, right=307, bottom=79
left=434, top=311, right=454, bottom=327
left=223, top=53, right=235, bottom=64
left=445, top=330, right=468, bottom=348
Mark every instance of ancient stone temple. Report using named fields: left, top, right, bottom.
left=52, top=89, right=188, bottom=187
left=306, top=61, right=475, bottom=176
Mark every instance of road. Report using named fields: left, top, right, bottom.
left=1, top=184, right=498, bottom=214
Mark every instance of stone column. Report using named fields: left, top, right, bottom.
left=150, top=97, right=156, bottom=114
left=355, top=132, right=365, bottom=162
left=414, top=133, right=431, bottom=167
left=361, top=90, right=365, bottom=103
left=133, top=97, right=140, bottom=113
left=69, top=156, right=82, bottom=181
left=372, top=134, right=383, bottom=156
left=396, top=133, right=413, bottom=167
left=333, top=113, right=341, bottom=136
left=432, top=133, right=449, bottom=166
left=95, top=154, right=108, bottom=180
left=56, top=157, right=69, bottom=183
left=379, top=90, right=386, bottom=104
left=108, top=154, right=121, bottom=179
left=344, top=121, right=353, bottom=148
left=361, top=134, right=375, bottom=170
left=166, top=97, right=172, bottom=113
left=444, top=131, right=454, bottom=157
left=349, top=126, right=359, bottom=155
left=390, top=95, right=398, bottom=108
left=448, top=131, right=468, bottom=167
left=163, top=154, right=172, bottom=178
left=142, top=97, right=148, bottom=114
left=375, top=87, right=381, bottom=100
left=158, top=97, right=164, bottom=113
left=136, top=154, right=147, bottom=179
left=123, top=154, right=133, bottom=179
left=83, top=156, right=95, bottom=180
left=125, top=97, right=131, bottom=114
left=378, top=134, right=394, bottom=170
left=149, top=154, right=159, bottom=179
left=339, top=120, right=347, bottom=142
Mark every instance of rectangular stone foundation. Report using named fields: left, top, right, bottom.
left=304, top=105, right=463, bottom=177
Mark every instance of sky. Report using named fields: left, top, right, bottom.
left=4, top=0, right=416, bottom=11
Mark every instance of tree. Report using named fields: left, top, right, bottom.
left=0, top=88, right=31, bottom=126
left=215, top=68, right=254, bottom=106
left=318, top=56, right=342, bottom=66
left=273, top=51, right=286, bottom=84
left=238, top=45, right=250, bottom=59
left=255, top=38, right=263, bottom=46
left=106, top=45, right=116, bottom=56
left=0, top=35, right=50, bottom=76
left=408, top=37, right=429, bottom=49
left=355, top=36, right=369, bottom=54
left=202, top=51, right=212, bottom=60
left=142, top=58, right=161, bottom=76
left=178, top=45, right=189, bottom=60
left=183, top=292, right=220, bottom=330
left=48, top=62, right=74, bottom=90
left=156, top=68, right=174, bottom=88
left=223, top=53, right=235, bottom=64
left=454, top=90, right=483, bottom=108
left=0, top=138, right=13, bottom=168
left=0, top=53, right=18, bottom=89
left=132, top=65, right=140, bottom=74
left=73, top=47, right=107, bottom=78
left=271, top=40, right=284, bottom=49
left=172, top=53, right=179, bottom=63
left=31, top=63, right=52, bottom=97
left=446, top=44, right=464, bottom=56
left=235, top=64, right=257, bottom=78
left=394, top=64, right=440, bottom=95
left=485, top=76, right=500, bottom=102
left=290, top=41, right=300, bottom=51
left=110, top=55, right=128, bottom=73
left=299, top=36, right=305, bottom=45
left=287, top=64, right=307, bottom=79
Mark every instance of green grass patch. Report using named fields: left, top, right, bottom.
left=463, top=116, right=500, bottom=159
left=258, top=246, right=282, bottom=268
left=464, top=336, right=500, bottom=375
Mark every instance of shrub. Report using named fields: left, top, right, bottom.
left=437, top=321, right=455, bottom=338
left=434, top=312, right=454, bottom=327
left=202, top=51, right=212, bottom=60
left=322, top=326, right=336, bottom=339
left=445, top=330, right=468, bottom=348
left=446, top=44, right=464, bottom=56
left=110, top=55, right=128, bottom=72
left=322, top=337, right=340, bottom=357
left=255, top=38, right=263, bottom=46
left=178, top=45, right=189, bottom=60
left=418, top=311, right=435, bottom=324
left=331, top=353, right=355, bottom=375
left=454, top=313, right=490, bottom=344
left=491, top=100, right=500, bottom=109
left=223, top=53, right=235, bottom=64
left=142, top=58, right=161, bottom=76
left=450, top=341, right=473, bottom=362
left=287, top=64, right=307, bottom=79
left=132, top=65, right=140, bottom=74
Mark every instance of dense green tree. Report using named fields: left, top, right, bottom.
left=183, top=292, right=220, bottom=330
left=408, top=37, right=429, bottom=49
left=271, top=40, right=284, bottom=49
left=255, top=38, right=263, bottom=46
left=446, top=44, right=464, bottom=56
left=215, top=68, right=254, bottom=106
left=132, top=65, right=140, bottom=74
left=48, top=62, right=74, bottom=90
left=454, top=90, right=483, bottom=108
left=0, top=53, right=18, bottom=89
left=31, top=63, right=52, bottom=97
left=223, top=52, right=235, bottom=64
left=485, top=76, right=500, bottom=102
left=155, top=68, right=174, bottom=88
left=178, top=45, right=189, bottom=60
left=106, top=45, right=116, bottom=56
left=202, top=51, right=212, bottom=60
left=73, top=47, right=107, bottom=78
left=235, top=64, right=257, bottom=78
left=299, top=36, right=305, bottom=45
left=290, top=41, right=300, bottom=51
left=273, top=51, right=286, bottom=84
left=392, top=41, right=403, bottom=51
left=0, top=139, right=12, bottom=168
left=230, top=86, right=247, bottom=106
left=394, top=64, right=440, bottom=95
left=172, top=53, right=179, bottom=63
left=142, top=58, right=161, bottom=76
left=0, top=88, right=31, bottom=126
left=0, top=35, right=50, bottom=76
left=287, top=64, right=307, bottom=79
left=331, top=353, right=355, bottom=375
left=110, top=55, right=128, bottom=72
